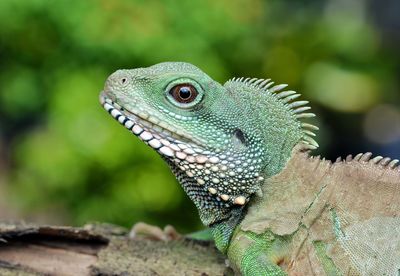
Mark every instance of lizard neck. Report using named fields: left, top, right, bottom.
left=205, top=145, right=317, bottom=253
left=205, top=145, right=315, bottom=253
left=239, top=146, right=332, bottom=236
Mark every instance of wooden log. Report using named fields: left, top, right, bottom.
left=0, top=222, right=230, bottom=276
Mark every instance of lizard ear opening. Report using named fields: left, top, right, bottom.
left=233, top=129, right=246, bottom=145
left=232, top=128, right=247, bottom=151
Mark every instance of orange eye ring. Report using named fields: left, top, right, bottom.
left=169, top=84, right=198, bottom=104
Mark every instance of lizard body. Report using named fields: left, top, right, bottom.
left=100, top=62, right=400, bottom=275
left=230, top=149, right=400, bottom=275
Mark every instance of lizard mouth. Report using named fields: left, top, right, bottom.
left=99, top=91, right=207, bottom=159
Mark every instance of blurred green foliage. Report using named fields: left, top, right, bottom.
left=0, top=0, right=399, bottom=232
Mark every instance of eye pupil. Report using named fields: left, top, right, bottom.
left=179, top=87, right=191, bottom=99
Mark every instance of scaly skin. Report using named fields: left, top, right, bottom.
left=228, top=148, right=400, bottom=275
left=100, top=62, right=400, bottom=275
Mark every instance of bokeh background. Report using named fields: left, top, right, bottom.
left=0, top=0, right=399, bottom=233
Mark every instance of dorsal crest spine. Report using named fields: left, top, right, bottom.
left=225, top=77, right=319, bottom=150
left=335, top=152, right=400, bottom=170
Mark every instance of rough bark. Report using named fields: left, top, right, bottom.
left=0, top=222, right=229, bottom=276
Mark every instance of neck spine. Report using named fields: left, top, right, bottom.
left=204, top=78, right=320, bottom=251
left=224, top=77, right=319, bottom=177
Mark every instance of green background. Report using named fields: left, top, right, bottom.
left=0, top=0, right=399, bottom=233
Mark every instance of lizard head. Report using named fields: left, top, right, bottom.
left=100, top=62, right=318, bottom=227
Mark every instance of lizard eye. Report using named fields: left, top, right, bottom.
left=169, top=84, right=198, bottom=104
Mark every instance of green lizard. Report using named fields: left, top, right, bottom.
left=100, top=62, right=400, bottom=275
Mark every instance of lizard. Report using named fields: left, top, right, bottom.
left=99, top=62, right=400, bottom=275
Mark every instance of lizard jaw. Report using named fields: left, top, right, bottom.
left=100, top=92, right=259, bottom=207
left=100, top=92, right=211, bottom=159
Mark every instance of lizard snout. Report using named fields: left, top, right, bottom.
left=104, top=69, right=131, bottom=92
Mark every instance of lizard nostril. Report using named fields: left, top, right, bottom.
left=106, top=70, right=130, bottom=86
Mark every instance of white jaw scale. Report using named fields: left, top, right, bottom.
left=101, top=95, right=193, bottom=153
left=100, top=94, right=258, bottom=206
left=100, top=95, right=217, bottom=165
